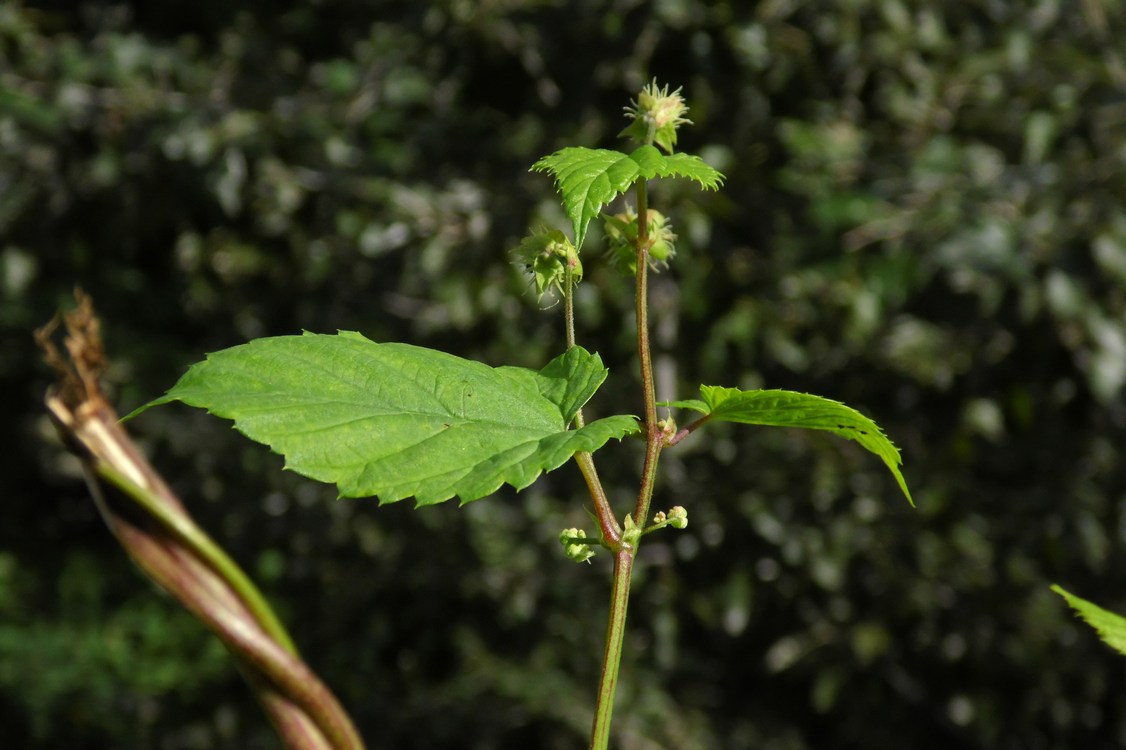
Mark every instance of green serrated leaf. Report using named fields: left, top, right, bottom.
left=132, top=332, right=638, bottom=506
left=697, top=385, right=912, bottom=505
left=628, top=145, right=725, bottom=190
left=532, top=345, right=607, bottom=424
left=1052, top=585, right=1126, bottom=657
left=531, top=147, right=640, bottom=250
left=531, top=146, right=725, bottom=250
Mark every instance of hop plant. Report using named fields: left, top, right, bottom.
left=651, top=506, right=688, bottom=531
left=116, top=81, right=913, bottom=750
left=513, top=227, right=582, bottom=301
left=619, top=79, right=693, bottom=154
left=604, top=208, right=677, bottom=275
left=559, top=528, right=596, bottom=563
left=666, top=505, right=688, bottom=529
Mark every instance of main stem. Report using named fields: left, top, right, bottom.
left=632, top=179, right=663, bottom=528
left=588, top=178, right=664, bottom=750
left=588, top=549, right=634, bottom=750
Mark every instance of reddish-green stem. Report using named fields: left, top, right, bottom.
left=577, top=452, right=622, bottom=548
left=588, top=549, right=635, bottom=749
left=566, top=265, right=623, bottom=548
left=667, top=414, right=712, bottom=447
left=631, top=179, right=663, bottom=528
left=588, top=177, right=665, bottom=750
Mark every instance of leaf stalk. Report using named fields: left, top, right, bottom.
left=565, top=265, right=624, bottom=548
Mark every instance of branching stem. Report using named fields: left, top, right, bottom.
left=588, top=176, right=666, bottom=750
left=576, top=452, right=622, bottom=548
left=666, top=414, right=712, bottom=447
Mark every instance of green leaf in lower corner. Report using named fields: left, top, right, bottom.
left=131, top=332, right=637, bottom=506
left=694, top=385, right=913, bottom=505
left=1051, top=585, right=1126, bottom=657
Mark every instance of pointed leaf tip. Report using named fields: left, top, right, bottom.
left=695, top=385, right=913, bottom=505
left=1052, top=585, right=1126, bottom=656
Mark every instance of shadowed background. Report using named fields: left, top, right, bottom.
left=3, top=1, right=1126, bottom=748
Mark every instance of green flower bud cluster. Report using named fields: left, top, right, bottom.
left=603, top=208, right=677, bottom=275
left=620, top=79, right=692, bottom=154
left=651, top=505, right=688, bottom=531
left=559, top=527, right=596, bottom=563
left=666, top=505, right=688, bottom=529
left=513, top=227, right=582, bottom=302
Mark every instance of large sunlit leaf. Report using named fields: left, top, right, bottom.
left=531, top=146, right=724, bottom=250
left=131, top=332, right=637, bottom=506
left=1052, top=585, right=1126, bottom=657
left=673, top=385, right=912, bottom=505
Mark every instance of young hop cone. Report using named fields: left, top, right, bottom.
left=604, top=208, right=677, bottom=275
left=620, top=80, right=693, bottom=154
left=514, top=227, right=582, bottom=301
left=559, top=528, right=596, bottom=563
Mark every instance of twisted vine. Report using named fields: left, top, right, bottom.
left=37, top=291, right=365, bottom=750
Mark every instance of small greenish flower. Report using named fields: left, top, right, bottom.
left=649, top=506, right=687, bottom=533
left=620, top=80, right=693, bottom=154
left=514, top=227, right=581, bottom=301
left=559, top=527, right=596, bottom=563
left=603, top=208, right=677, bottom=275
left=656, top=417, right=678, bottom=444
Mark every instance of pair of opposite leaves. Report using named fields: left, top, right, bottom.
left=132, top=331, right=912, bottom=507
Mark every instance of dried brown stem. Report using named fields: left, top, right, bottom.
left=37, top=290, right=365, bottom=750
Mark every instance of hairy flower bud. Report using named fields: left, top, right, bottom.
left=620, top=80, right=693, bottom=154
left=604, top=208, right=677, bottom=275
left=513, top=227, right=581, bottom=301
left=559, top=527, right=595, bottom=563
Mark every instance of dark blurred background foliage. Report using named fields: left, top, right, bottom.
left=4, top=0, right=1126, bottom=747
